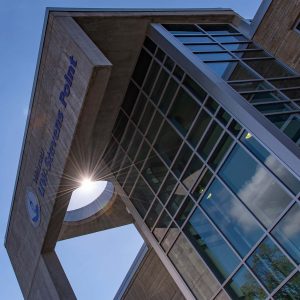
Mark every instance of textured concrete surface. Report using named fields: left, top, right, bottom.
left=254, top=0, right=300, bottom=72
left=121, top=247, right=185, bottom=300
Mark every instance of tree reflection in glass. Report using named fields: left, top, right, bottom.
left=246, top=237, right=294, bottom=292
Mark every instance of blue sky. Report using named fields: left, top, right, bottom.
left=0, top=0, right=262, bottom=299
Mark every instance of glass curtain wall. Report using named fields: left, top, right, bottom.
left=102, top=36, right=300, bottom=300
left=163, top=24, right=300, bottom=145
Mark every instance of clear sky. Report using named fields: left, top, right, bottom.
left=0, top=0, right=262, bottom=299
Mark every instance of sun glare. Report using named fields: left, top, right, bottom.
left=67, top=179, right=109, bottom=211
left=81, top=177, right=92, bottom=189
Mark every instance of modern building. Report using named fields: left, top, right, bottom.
left=5, top=1, right=300, bottom=299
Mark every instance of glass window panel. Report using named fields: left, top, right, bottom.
left=233, top=50, right=270, bottom=59
left=230, top=80, right=272, bottom=92
left=213, top=35, right=248, bottom=43
left=182, top=155, right=203, bottom=190
left=183, top=75, right=207, bottom=103
left=168, top=88, right=199, bottom=135
left=166, top=184, right=187, bottom=216
left=242, top=91, right=287, bottom=104
left=241, top=133, right=300, bottom=194
left=111, top=147, right=125, bottom=174
left=274, top=272, right=300, bottom=300
left=139, top=102, right=155, bottom=134
left=196, top=52, right=234, bottom=61
left=163, top=24, right=202, bottom=34
left=255, top=102, right=295, bottom=114
left=245, top=59, right=294, bottom=79
left=199, top=24, right=239, bottom=34
left=267, top=114, right=300, bottom=143
left=131, top=93, right=146, bottom=125
left=175, top=196, right=194, bottom=227
left=155, top=121, right=183, bottom=166
left=121, top=122, right=135, bottom=151
left=186, top=43, right=223, bottom=52
left=205, top=61, right=259, bottom=80
left=153, top=210, right=171, bottom=241
left=219, top=145, right=292, bottom=228
left=142, top=150, right=168, bottom=192
left=164, top=56, right=174, bottom=71
left=216, top=107, right=231, bottom=125
left=169, top=234, right=220, bottom=299
left=117, top=156, right=130, bottom=185
left=159, top=78, right=178, bottom=114
left=208, top=133, right=233, bottom=170
left=177, top=35, right=213, bottom=43
left=131, top=176, right=155, bottom=217
left=122, top=81, right=139, bottom=116
left=146, top=111, right=163, bottom=143
left=205, top=97, right=219, bottom=114
left=155, top=48, right=165, bottom=62
left=200, top=179, right=263, bottom=257
left=188, top=109, right=211, bottom=148
left=102, top=139, right=118, bottom=168
left=272, top=204, right=300, bottom=264
left=132, top=49, right=152, bottom=86
left=128, top=130, right=142, bottom=161
left=135, top=139, right=150, bottom=170
left=144, top=37, right=156, bottom=53
left=161, top=223, right=180, bottom=252
left=198, top=121, right=223, bottom=160
left=228, top=119, right=242, bottom=136
left=184, top=208, right=240, bottom=282
left=281, top=88, right=300, bottom=99
left=173, top=65, right=184, bottom=80
left=191, top=169, right=213, bottom=200
left=143, top=60, right=160, bottom=95
left=123, top=166, right=139, bottom=195
left=222, top=43, right=255, bottom=51
left=145, top=200, right=163, bottom=228
left=225, top=266, right=266, bottom=300
left=171, top=143, right=193, bottom=178
left=269, top=78, right=300, bottom=89
left=112, top=111, right=128, bottom=141
left=246, top=237, right=294, bottom=292
left=151, top=69, right=169, bottom=104
left=158, top=172, right=177, bottom=204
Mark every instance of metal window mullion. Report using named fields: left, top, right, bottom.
left=228, top=78, right=265, bottom=83
left=251, top=100, right=293, bottom=106
left=219, top=136, right=297, bottom=202
left=265, top=230, right=298, bottom=269
left=238, top=88, right=277, bottom=94
left=277, top=86, right=300, bottom=92
left=167, top=209, right=224, bottom=290
left=269, top=267, right=299, bottom=298
left=242, top=56, right=274, bottom=61
left=263, top=109, right=300, bottom=116
left=194, top=30, right=280, bottom=97
left=101, top=136, right=123, bottom=180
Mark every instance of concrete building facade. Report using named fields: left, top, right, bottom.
left=5, top=1, right=300, bottom=299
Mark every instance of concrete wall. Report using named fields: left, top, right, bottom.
left=253, top=0, right=300, bottom=72
left=5, top=15, right=112, bottom=298
left=120, top=248, right=184, bottom=300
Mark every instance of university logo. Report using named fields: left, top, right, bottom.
left=25, top=187, right=41, bottom=227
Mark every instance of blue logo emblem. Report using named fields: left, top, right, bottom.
left=25, top=188, right=41, bottom=227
